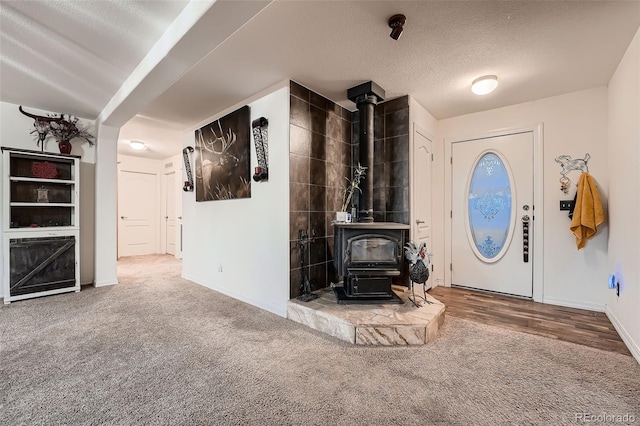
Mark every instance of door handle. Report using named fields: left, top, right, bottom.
left=522, top=215, right=530, bottom=263
left=416, top=219, right=425, bottom=225
left=120, top=216, right=128, bottom=220
left=178, top=216, right=182, bottom=220
left=164, top=216, right=169, bottom=219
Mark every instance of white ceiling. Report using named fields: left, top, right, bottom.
left=2, top=1, right=639, bottom=160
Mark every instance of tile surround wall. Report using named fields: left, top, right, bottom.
left=289, top=82, right=410, bottom=299
left=289, top=81, right=352, bottom=298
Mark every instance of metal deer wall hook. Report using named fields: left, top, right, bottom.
left=555, top=153, right=590, bottom=176
left=555, top=153, right=590, bottom=193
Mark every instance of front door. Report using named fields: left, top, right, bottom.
left=451, top=131, right=534, bottom=297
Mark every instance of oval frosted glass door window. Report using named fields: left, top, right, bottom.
left=467, top=151, right=514, bottom=262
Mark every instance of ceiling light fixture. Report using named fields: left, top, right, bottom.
left=388, top=14, right=406, bottom=40
left=471, top=75, right=499, bottom=95
left=129, top=140, right=146, bottom=150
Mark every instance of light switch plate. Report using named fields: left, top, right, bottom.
left=559, top=200, right=574, bottom=211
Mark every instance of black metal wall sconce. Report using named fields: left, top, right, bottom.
left=182, top=146, right=194, bottom=192
left=252, top=117, right=269, bottom=182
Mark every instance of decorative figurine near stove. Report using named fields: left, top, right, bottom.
left=297, top=229, right=318, bottom=302
left=404, top=241, right=432, bottom=307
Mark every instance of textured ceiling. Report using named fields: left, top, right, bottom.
left=143, top=0, right=640, bottom=128
left=0, top=0, right=189, bottom=118
left=1, top=1, right=639, bottom=160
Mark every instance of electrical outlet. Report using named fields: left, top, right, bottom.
left=559, top=200, right=575, bottom=211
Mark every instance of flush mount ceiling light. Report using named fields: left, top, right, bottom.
left=471, top=75, right=499, bottom=95
left=129, top=140, right=146, bottom=150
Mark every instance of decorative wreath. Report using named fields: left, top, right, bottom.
left=31, top=161, right=58, bottom=179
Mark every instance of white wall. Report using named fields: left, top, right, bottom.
left=0, top=101, right=97, bottom=291
left=436, top=87, right=609, bottom=311
left=181, top=84, right=290, bottom=317
left=606, top=27, right=640, bottom=362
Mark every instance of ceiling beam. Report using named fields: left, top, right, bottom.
left=98, top=0, right=272, bottom=127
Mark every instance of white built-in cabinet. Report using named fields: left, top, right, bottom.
left=2, top=147, right=81, bottom=303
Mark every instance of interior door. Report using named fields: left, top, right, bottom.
left=164, top=171, right=176, bottom=255
left=413, top=128, right=433, bottom=287
left=451, top=132, right=533, bottom=297
left=118, top=170, right=158, bottom=257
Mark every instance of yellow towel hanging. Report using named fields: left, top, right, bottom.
left=569, top=173, right=604, bottom=249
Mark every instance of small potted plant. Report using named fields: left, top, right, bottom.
left=337, top=163, right=366, bottom=222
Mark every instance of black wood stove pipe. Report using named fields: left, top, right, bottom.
left=347, top=81, right=385, bottom=223
left=357, top=94, right=377, bottom=223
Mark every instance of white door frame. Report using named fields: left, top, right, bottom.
left=444, top=124, right=544, bottom=302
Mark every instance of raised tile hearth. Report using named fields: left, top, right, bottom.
left=287, top=286, right=445, bottom=345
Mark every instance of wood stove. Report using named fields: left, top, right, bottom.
left=331, top=81, right=410, bottom=303
left=333, top=222, right=409, bottom=303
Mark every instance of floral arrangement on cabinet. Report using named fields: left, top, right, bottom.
left=19, top=106, right=94, bottom=155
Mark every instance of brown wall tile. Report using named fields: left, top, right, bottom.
left=290, top=211, right=309, bottom=241
left=290, top=96, right=310, bottom=130
left=289, top=183, right=309, bottom=212
left=310, top=105, right=327, bottom=135
left=309, top=184, right=326, bottom=212
left=326, top=112, right=342, bottom=141
left=384, top=95, right=409, bottom=113
left=290, top=268, right=302, bottom=298
left=310, top=158, right=327, bottom=186
left=290, top=125, right=311, bottom=157
left=325, top=138, right=341, bottom=165
left=385, top=108, right=409, bottom=138
left=309, top=211, right=327, bottom=237
left=310, top=132, right=327, bottom=161
left=309, top=264, right=327, bottom=292
left=290, top=240, right=307, bottom=270
left=290, top=81, right=309, bottom=101
left=289, top=154, right=310, bottom=184
left=310, top=91, right=327, bottom=109
left=386, top=134, right=409, bottom=163
left=309, top=237, right=327, bottom=265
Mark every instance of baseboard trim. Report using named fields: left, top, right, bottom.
left=94, top=279, right=118, bottom=287
left=542, top=297, right=605, bottom=312
left=605, top=306, right=640, bottom=365
left=181, top=273, right=287, bottom=318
